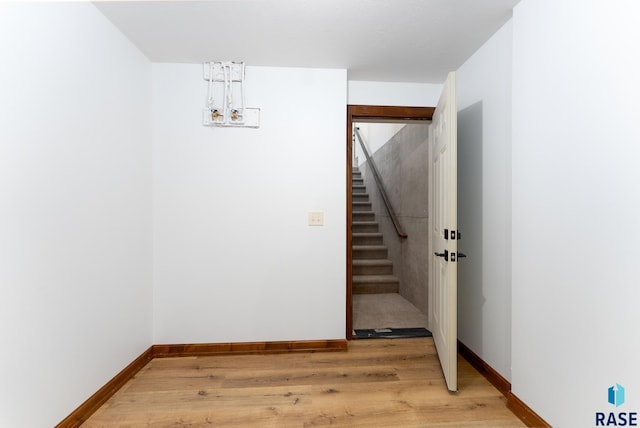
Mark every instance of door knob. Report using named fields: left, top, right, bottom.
left=457, top=252, right=467, bottom=259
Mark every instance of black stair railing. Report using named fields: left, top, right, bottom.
left=354, top=127, right=407, bottom=239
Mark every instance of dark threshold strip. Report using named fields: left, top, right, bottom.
left=354, top=327, right=432, bottom=339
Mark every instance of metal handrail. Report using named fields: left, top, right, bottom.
left=354, top=127, right=407, bottom=239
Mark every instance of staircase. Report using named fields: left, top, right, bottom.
left=352, top=167, right=400, bottom=294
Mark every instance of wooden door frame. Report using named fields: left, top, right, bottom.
left=346, top=105, right=435, bottom=339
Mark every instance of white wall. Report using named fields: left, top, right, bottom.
left=354, top=123, right=405, bottom=166
left=348, top=80, right=442, bottom=106
left=456, top=20, right=512, bottom=381
left=0, top=3, right=152, bottom=427
left=512, top=0, right=640, bottom=426
left=152, top=64, right=347, bottom=343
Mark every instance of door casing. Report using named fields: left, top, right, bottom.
left=346, top=105, right=435, bottom=339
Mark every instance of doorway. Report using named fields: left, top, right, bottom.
left=346, top=106, right=434, bottom=339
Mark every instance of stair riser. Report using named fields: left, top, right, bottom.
left=352, top=223, right=379, bottom=233
left=352, top=248, right=388, bottom=259
left=352, top=194, right=369, bottom=202
left=352, top=179, right=364, bottom=185
left=352, top=235, right=383, bottom=245
left=352, top=265, right=393, bottom=275
left=352, top=203, right=372, bottom=212
left=352, top=186, right=367, bottom=194
left=353, top=283, right=399, bottom=294
left=352, top=212, right=375, bottom=221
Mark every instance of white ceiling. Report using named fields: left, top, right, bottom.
left=95, top=0, right=518, bottom=83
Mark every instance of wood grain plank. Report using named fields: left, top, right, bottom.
left=58, top=339, right=345, bottom=426
left=84, top=338, right=526, bottom=427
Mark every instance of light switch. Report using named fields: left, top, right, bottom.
left=308, top=211, right=324, bottom=226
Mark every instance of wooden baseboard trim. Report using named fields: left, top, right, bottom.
left=152, top=339, right=348, bottom=358
left=457, top=340, right=510, bottom=396
left=507, top=392, right=551, bottom=428
left=55, top=346, right=154, bottom=428
left=57, top=339, right=347, bottom=426
left=457, top=340, right=550, bottom=428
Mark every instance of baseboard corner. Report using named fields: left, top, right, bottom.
left=457, top=339, right=510, bottom=396
left=457, top=340, right=550, bottom=428
left=507, top=391, right=552, bottom=428
left=56, top=338, right=346, bottom=426
left=55, top=346, right=154, bottom=428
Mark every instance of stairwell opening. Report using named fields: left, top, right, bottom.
left=346, top=106, right=434, bottom=339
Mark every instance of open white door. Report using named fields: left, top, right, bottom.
left=428, top=72, right=458, bottom=392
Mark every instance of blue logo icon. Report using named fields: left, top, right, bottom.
left=609, top=384, right=625, bottom=407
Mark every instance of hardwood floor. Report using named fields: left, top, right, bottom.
left=84, top=338, right=525, bottom=427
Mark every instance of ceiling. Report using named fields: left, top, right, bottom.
left=95, top=0, right=519, bottom=83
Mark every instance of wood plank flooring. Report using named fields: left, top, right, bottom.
left=84, top=338, right=525, bottom=427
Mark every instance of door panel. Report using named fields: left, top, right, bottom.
left=429, top=72, right=457, bottom=392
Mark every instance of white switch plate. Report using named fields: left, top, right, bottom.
left=308, top=211, right=324, bottom=226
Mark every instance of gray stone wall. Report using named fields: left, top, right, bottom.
left=359, top=123, right=429, bottom=315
